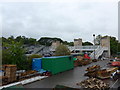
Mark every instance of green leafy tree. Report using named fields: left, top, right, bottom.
left=63, top=41, right=68, bottom=45
left=15, top=36, right=24, bottom=43
left=95, top=35, right=102, bottom=45
left=55, top=44, right=71, bottom=56
left=38, top=37, right=63, bottom=46
left=8, top=35, right=14, bottom=41
left=28, top=38, right=37, bottom=45
left=69, top=42, right=74, bottom=46
left=82, top=41, right=93, bottom=46
left=110, top=36, right=119, bottom=55
left=63, top=41, right=74, bottom=46
left=2, top=41, right=27, bottom=70
left=15, top=36, right=37, bottom=45
left=2, top=37, right=8, bottom=43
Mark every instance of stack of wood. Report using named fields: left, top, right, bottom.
left=84, top=65, right=101, bottom=78
left=0, top=76, right=8, bottom=86
left=85, top=65, right=118, bottom=79
left=97, top=67, right=118, bottom=79
left=106, top=67, right=118, bottom=73
left=74, top=56, right=83, bottom=66
left=82, top=60, right=91, bottom=65
left=97, top=69, right=111, bottom=79
left=19, top=70, right=38, bottom=80
left=76, top=56, right=84, bottom=61
left=92, top=59, right=98, bottom=62
left=77, top=60, right=83, bottom=66
left=86, top=65, right=101, bottom=72
left=4, top=65, right=17, bottom=83
left=84, top=71, right=98, bottom=78
left=76, top=78, right=109, bottom=90
left=21, top=70, right=37, bottom=76
left=74, top=60, right=80, bottom=67
left=76, top=56, right=91, bottom=66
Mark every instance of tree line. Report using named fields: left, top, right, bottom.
left=1, top=36, right=94, bottom=46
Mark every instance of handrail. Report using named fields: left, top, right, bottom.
left=68, top=45, right=100, bottom=50
left=90, top=46, right=101, bottom=58
left=90, top=46, right=108, bottom=59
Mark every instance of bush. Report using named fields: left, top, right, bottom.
left=27, top=54, right=42, bottom=70
left=55, top=44, right=71, bottom=56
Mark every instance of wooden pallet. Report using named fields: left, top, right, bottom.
left=0, top=76, right=8, bottom=86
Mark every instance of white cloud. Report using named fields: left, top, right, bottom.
left=1, top=2, right=118, bottom=42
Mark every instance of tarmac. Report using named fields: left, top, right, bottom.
left=24, top=59, right=120, bottom=89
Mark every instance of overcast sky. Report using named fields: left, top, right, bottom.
left=0, top=1, right=118, bottom=42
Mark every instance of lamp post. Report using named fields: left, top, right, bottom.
left=93, top=34, right=95, bottom=60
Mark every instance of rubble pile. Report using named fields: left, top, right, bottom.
left=19, top=70, right=39, bottom=80
left=74, top=56, right=92, bottom=66
left=86, top=65, right=101, bottom=72
left=84, top=65, right=101, bottom=78
left=97, top=69, right=111, bottom=79
left=76, top=78, right=109, bottom=90
left=76, top=56, right=84, bottom=61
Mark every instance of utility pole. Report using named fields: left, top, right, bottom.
left=93, top=34, right=95, bottom=60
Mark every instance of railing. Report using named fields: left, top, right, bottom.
left=50, top=45, right=100, bottom=51
left=90, top=46, right=102, bottom=58
left=90, top=46, right=108, bottom=59
left=68, top=45, right=100, bottom=50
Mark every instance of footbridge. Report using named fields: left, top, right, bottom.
left=50, top=45, right=109, bottom=59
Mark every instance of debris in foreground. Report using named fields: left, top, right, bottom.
left=76, top=78, right=109, bottom=90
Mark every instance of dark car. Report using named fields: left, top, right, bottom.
left=43, top=53, right=52, bottom=57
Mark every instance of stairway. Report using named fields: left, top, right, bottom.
left=90, top=46, right=108, bottom=59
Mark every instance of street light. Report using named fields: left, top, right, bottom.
left=93, top=34, right=95, bottom=60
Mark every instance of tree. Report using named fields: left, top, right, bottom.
left=15, top=36, right=37, bottom=45
left=63, top=41, right=68, bottom=45
left=110, top=36, right=119, bottom=56
left=8, top=35, right=14, bottom=40
left=15, top=36, right=23, bottom=42
left=95, top=35, right=102, bottom=45
left=28, top=38, right=37, bottom=45
left=2, top=41, right=27, bottom=70
left=38, top=37, right=63, bottom=46
left=69, top=42, right=74, bottom=46
left=55, top=44, right=71, bottom=56
left=63, top=41, right=74, bottom=46
left=2, top=37, right=8, bottom=43
left=82, top=41, right=93, bottom=46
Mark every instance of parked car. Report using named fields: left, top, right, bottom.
left=111, top=61, right=120, bottom=67
left=43, top=53, right=52, bottom=57
left=107, top=59, right=118, bottom=65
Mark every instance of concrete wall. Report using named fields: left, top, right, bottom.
left=74, top=38, right=82, bottom=46
left=51, top=41, right=61, bottom=48
left=100, top=36, right=111, bottom=57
